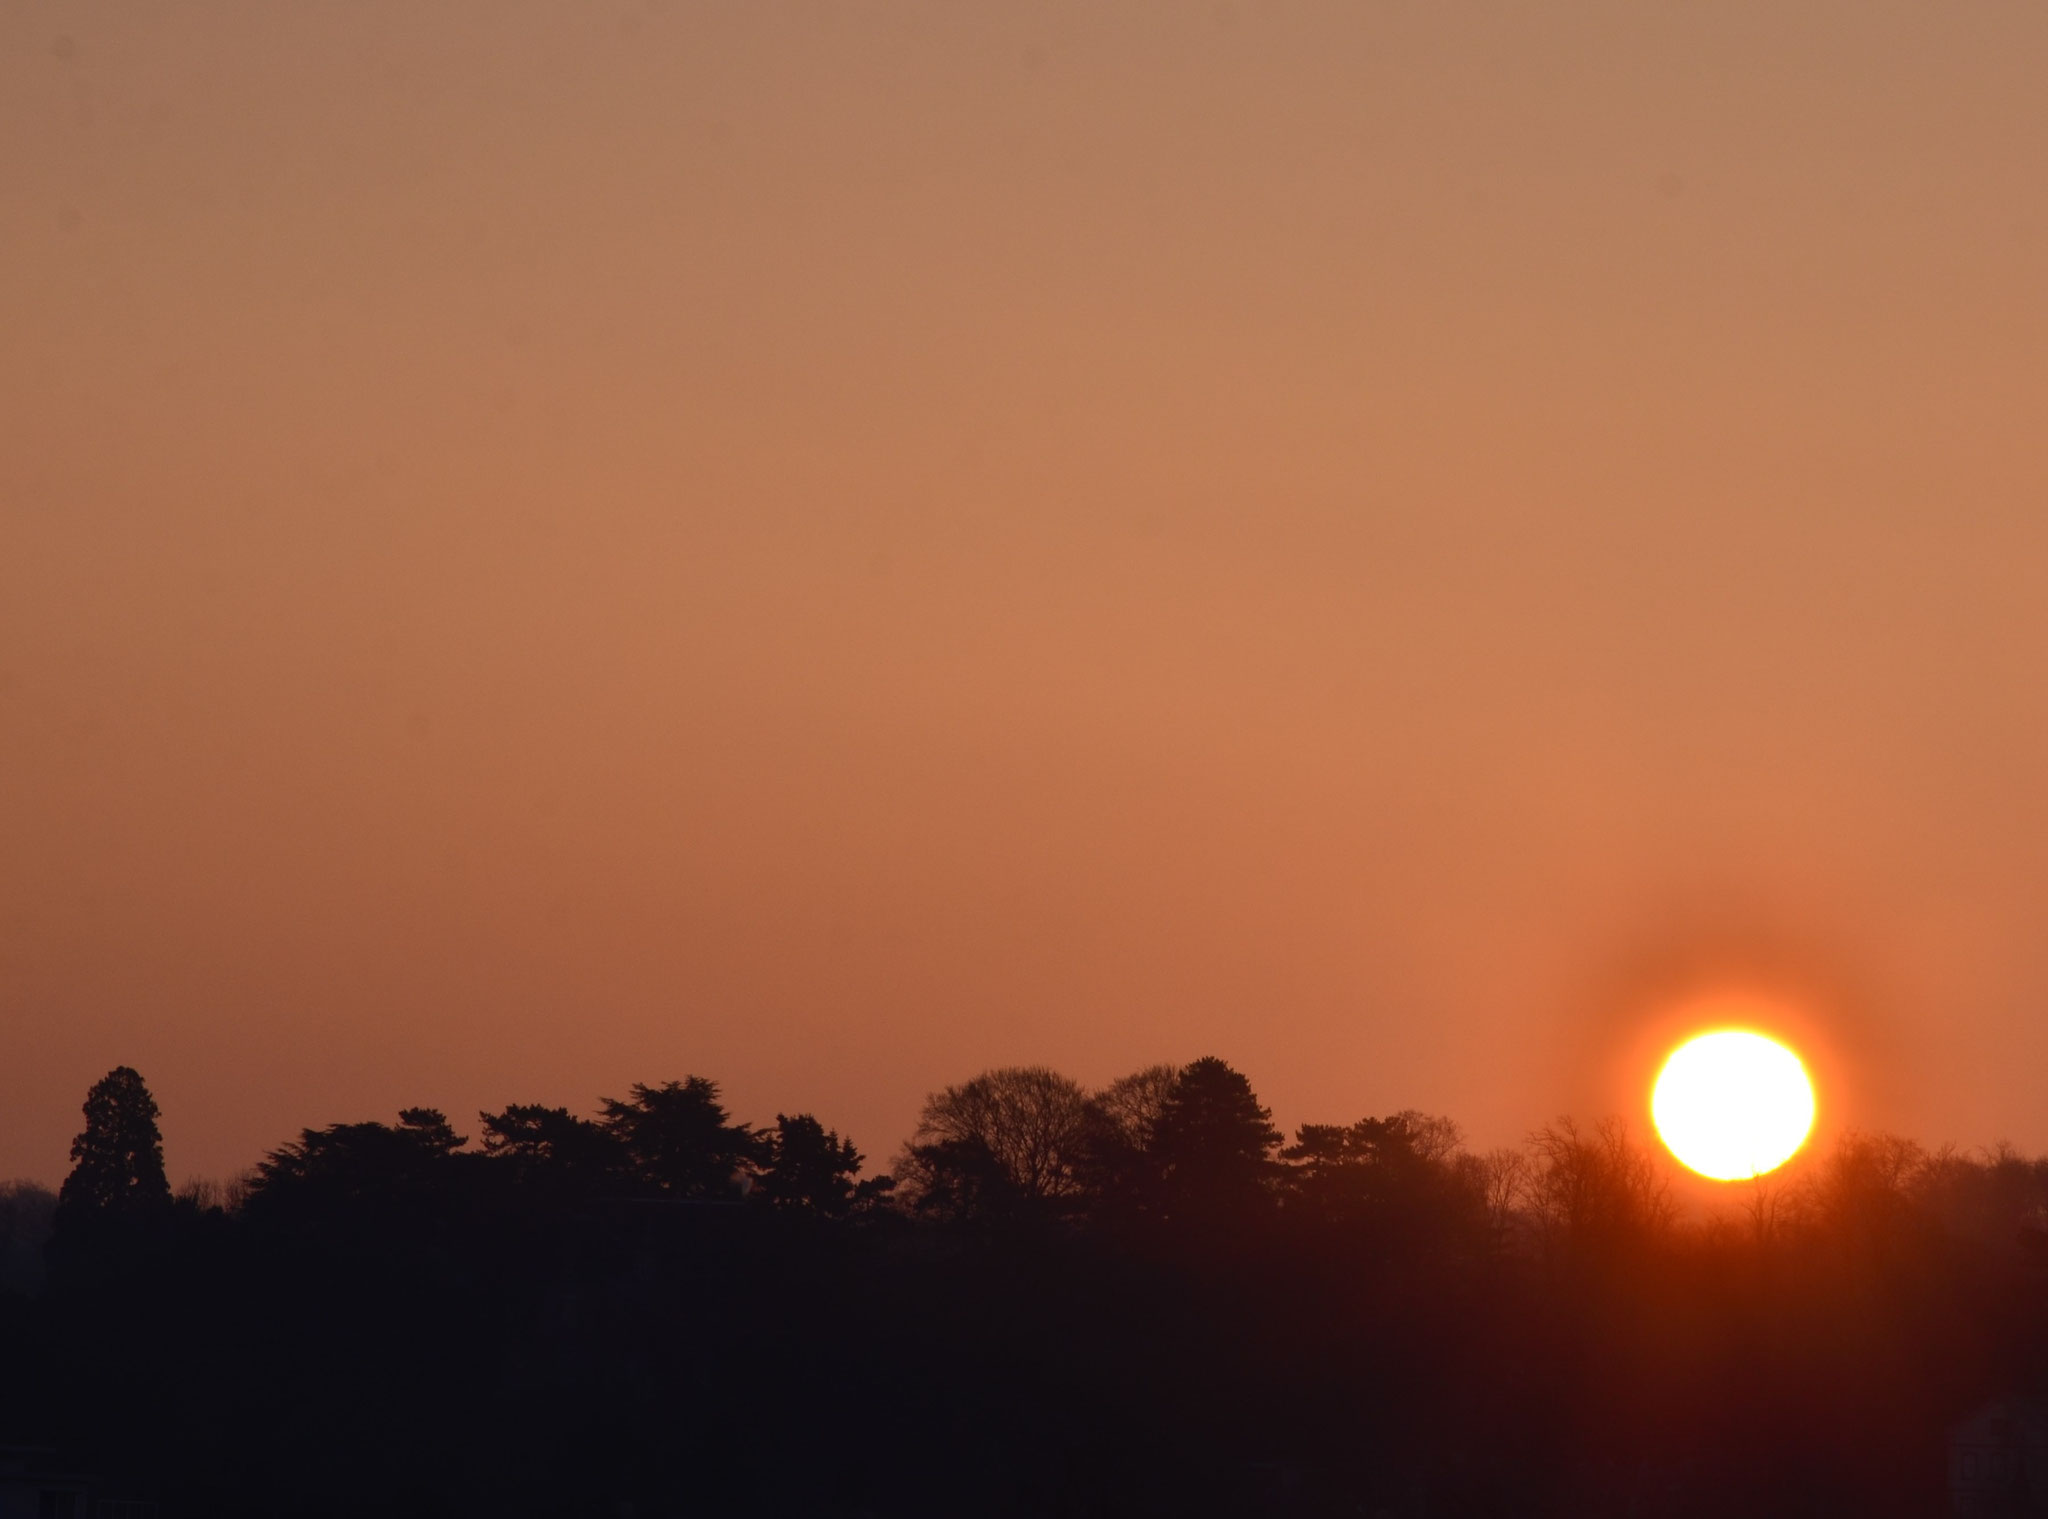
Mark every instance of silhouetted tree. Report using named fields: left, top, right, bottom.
left=1795, top=1128, right=1929, bottom=1267
left=899, top=1135, right=1025, bottom=1222
left=1527, top=1115, right=1672, bottom=1261
left=1150, top=1056, right=1281, bottom=1224
left=56, top=1066, right=171, bottom=1225
left=1912, top=1138, right=2048, bottom=1254
left=1278, top=1111, right=1484, bottom=1275
left=757, top=1113, right=874, bottom=1215
left=899, top=1066, right=1091, bottom=1220
left=1285, top=1111, right=1459, bottom=1216
left=599, top=1078, right=764, bottom=1198
left=1076, top=1063, right=1180, bottom=1214
left=479, top=1102, right=625, bottom=1188
left=1465, top=1145, right=1531, bottom=1251
left=248, top=1107, right=469, bottom=1215
left=1090, top=1064, right=1180, bottom=1151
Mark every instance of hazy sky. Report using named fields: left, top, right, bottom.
left=6, top=0, right=2048, bottom=1186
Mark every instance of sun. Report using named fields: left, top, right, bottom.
left=1651, top=1029, right=1815, bottom=1181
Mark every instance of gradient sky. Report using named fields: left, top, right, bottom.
left=6, top=0, right=2048, bottom=1186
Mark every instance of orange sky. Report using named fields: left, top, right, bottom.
left=6, top=1, right=2048, bottom=1186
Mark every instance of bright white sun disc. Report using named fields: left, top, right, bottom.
left=1651, top=1030, right=1815, bottom=1181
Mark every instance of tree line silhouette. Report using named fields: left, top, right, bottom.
left=2, top=1058, right=2045, bottom=1516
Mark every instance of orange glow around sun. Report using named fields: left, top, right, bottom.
left=1651, top=1029, right=1816, bottom=1181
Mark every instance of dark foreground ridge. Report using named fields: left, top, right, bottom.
left=3, top=1060, right=2044, bottom=1518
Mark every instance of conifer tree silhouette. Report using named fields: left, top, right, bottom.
left=57, top=1065, right=171, bottom=1221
